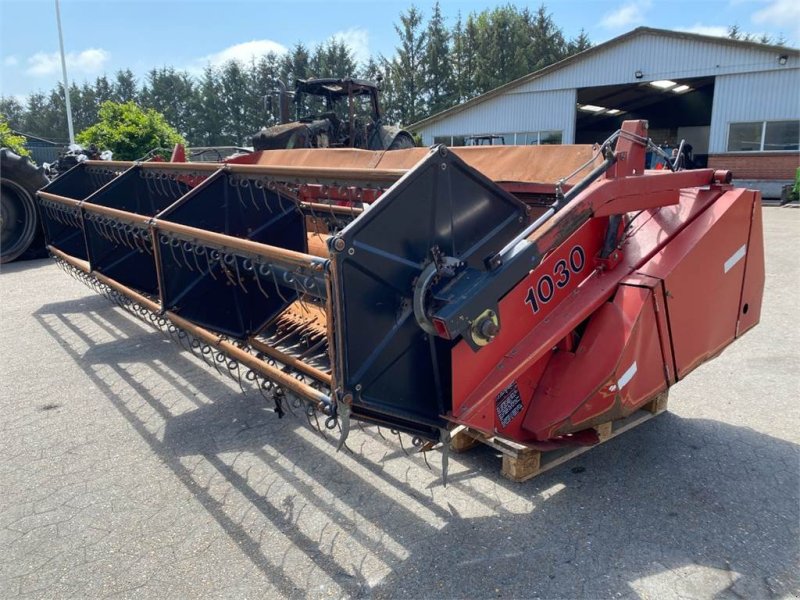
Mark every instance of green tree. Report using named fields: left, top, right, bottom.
left=390, top=6, right=428, bottom=124
left=0, top=97, right=25, bottom=130
left=250, top=54, right=283, bottom=127
left=424, top=2, right=454, bottom=115
left=0, top=114, right=29, bottom=156
left=281, top=43, right=311, bottom=82
left=113, top=69, right=138, bottom=102
left=194, top=66, right=227, bottom=146
left=309, top=40, right=357, bottom=78
left=524, top=5, right=568, bottom=72
left=140, top=67, right=197, bottom=138
left=219, top=60, right=252, bottom=144
left=568, top=29, right=592, bottom=54
left=76, top=101, right=184, bottom=160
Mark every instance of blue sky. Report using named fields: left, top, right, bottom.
left=1, top=0, right=798, bottom=100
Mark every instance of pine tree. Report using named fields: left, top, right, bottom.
left=195, top=66, right=227, bottom=146
left=567, top=29, right=592, bottom=54
left=525, top=5, right=567, bottom=72
left=113, top=70, right=138, bottom=102
left=424, top=2, right=454, bottom=116
left=281, top=43, right=311, bottom=82
left=140, top=67, right=197, bottom=139
left=390, top=6, right=428, bottom=124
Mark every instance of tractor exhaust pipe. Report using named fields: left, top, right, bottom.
left=276, top=79, right=290, bottom=124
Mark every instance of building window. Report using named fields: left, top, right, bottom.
left=539, top=131, right=563, bottom=145
left=727, top=120, right=799, bottom=152
left=432, top=130, right=564, bottom=147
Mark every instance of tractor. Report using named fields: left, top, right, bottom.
left=252, top=77, right=414, bottom=151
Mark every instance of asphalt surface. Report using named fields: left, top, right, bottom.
left=1, top=207, right=798, bottom=600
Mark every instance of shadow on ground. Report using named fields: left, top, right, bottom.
left=34, top=293, right=799, bottom=599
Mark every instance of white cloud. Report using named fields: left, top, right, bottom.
left=4, top=55, right=19, bottom=67
left=26, top=48, right=110, bottom=77
left=201, top=40, right=288, bottom=68
left=330, top=28, right=370, bottom=64
left=678, top=24, right=730, bottom=37
left=751, top=0, right=800, bottom=35
left=600, top=1, right=652, bottom=29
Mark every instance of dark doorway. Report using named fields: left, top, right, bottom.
left=575, top=77, right=714, bottom=167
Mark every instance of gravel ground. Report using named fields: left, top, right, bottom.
left=0, top=207, right=797, bottom=600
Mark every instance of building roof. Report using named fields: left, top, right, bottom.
left=12, top=130, right=61, bottom=145
left=409, top=26, right=799, bottom=131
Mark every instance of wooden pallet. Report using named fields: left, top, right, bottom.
left=450, top=391, right=669, bottom=482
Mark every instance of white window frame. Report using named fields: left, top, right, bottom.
left=727, top=120, right=800, bottom=153
left=434, top=130, right=564, bottom=147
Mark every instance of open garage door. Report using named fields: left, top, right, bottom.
left=575, top=77, right=714, bottom=167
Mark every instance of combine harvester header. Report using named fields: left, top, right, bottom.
left=38, top=120, right=764, bottom=480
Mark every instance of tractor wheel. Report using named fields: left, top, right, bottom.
left=387, top=132, right=415, bottom=150
left=1, top=149, right=48, bottom=264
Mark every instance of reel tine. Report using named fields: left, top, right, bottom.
left=180, top=241, right=195, bottom=272
left=168, top=236, right=181, bottom=267
left=204, top=247, right=219, bottom=280
left=254, top=264, right=272, bottom=300
left=228, top=359, right=246, bottom=394
left=394, top=430, right=409, bottom=456
left=235, top=179, right=247, bottom=208
left=260, top=181, right=274, bottom=214
left=232, top=256, right=248, bottom=294
left=247, top=178, right=260, bottom=211
left=421, top=447, right=432, bottom=470
left=191, top=241, right=204, bottom=271
left=269, top=268, right=289, bottom=305
left=143, top=170, right=154, bottom=196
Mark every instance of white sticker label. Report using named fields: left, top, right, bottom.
left=724, top=244, right=747, bottom=273
left=617, top=361, right=638, bottom=391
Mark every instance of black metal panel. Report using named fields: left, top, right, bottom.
left=37, top=162, right=119, bottom=261
left=42, top=162, right=120, bottom=201
left=331, top=146, right=528, bottom=436
left=156, top=172, right=307, bottom=339
left=38, top=198, right=88, bottom=260
left=83, top=166, right=193, bottom=295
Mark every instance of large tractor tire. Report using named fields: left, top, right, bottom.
left=387, top=132, right=415, bottom=150
left=1, top=149, right=49, bottom=264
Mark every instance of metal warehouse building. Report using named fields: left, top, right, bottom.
left=411, top=27, right=799, bottom=197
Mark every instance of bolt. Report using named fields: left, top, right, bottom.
left=333, top=237, right=346, bottom=252
left=478, top=317, right=499, bottom=339
left=348, top=248, right=355, bottom=256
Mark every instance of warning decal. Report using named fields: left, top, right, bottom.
left=496, top=381, right=524, bottom=427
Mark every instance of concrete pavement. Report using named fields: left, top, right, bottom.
left=1, top=207, right=797, bottom=599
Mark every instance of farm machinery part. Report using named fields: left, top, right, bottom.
left=37, top=120, right=764, bottom=481
left=253, top=77, right=414, bottom=151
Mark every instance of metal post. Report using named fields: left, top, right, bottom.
left=54, top=0, right=75, bottom=144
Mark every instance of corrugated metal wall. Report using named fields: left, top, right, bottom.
left=416, top=31, right=799, bottom=147
left=419, top=89, right=575, bottom=145
left=709, top=69, right=800, bottom=152
left=516, top=33, right=796, bottom=93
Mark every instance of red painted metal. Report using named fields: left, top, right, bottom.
left=451, top=217, right=606, bottom=433
left=447, top=120, right=764, bottom=446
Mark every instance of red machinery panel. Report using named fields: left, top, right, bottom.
left=521, top=281, right=668, bottom=440
left=638, top=188, right=760, bottom=378
left=450, top=217, right=606, bottom=434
